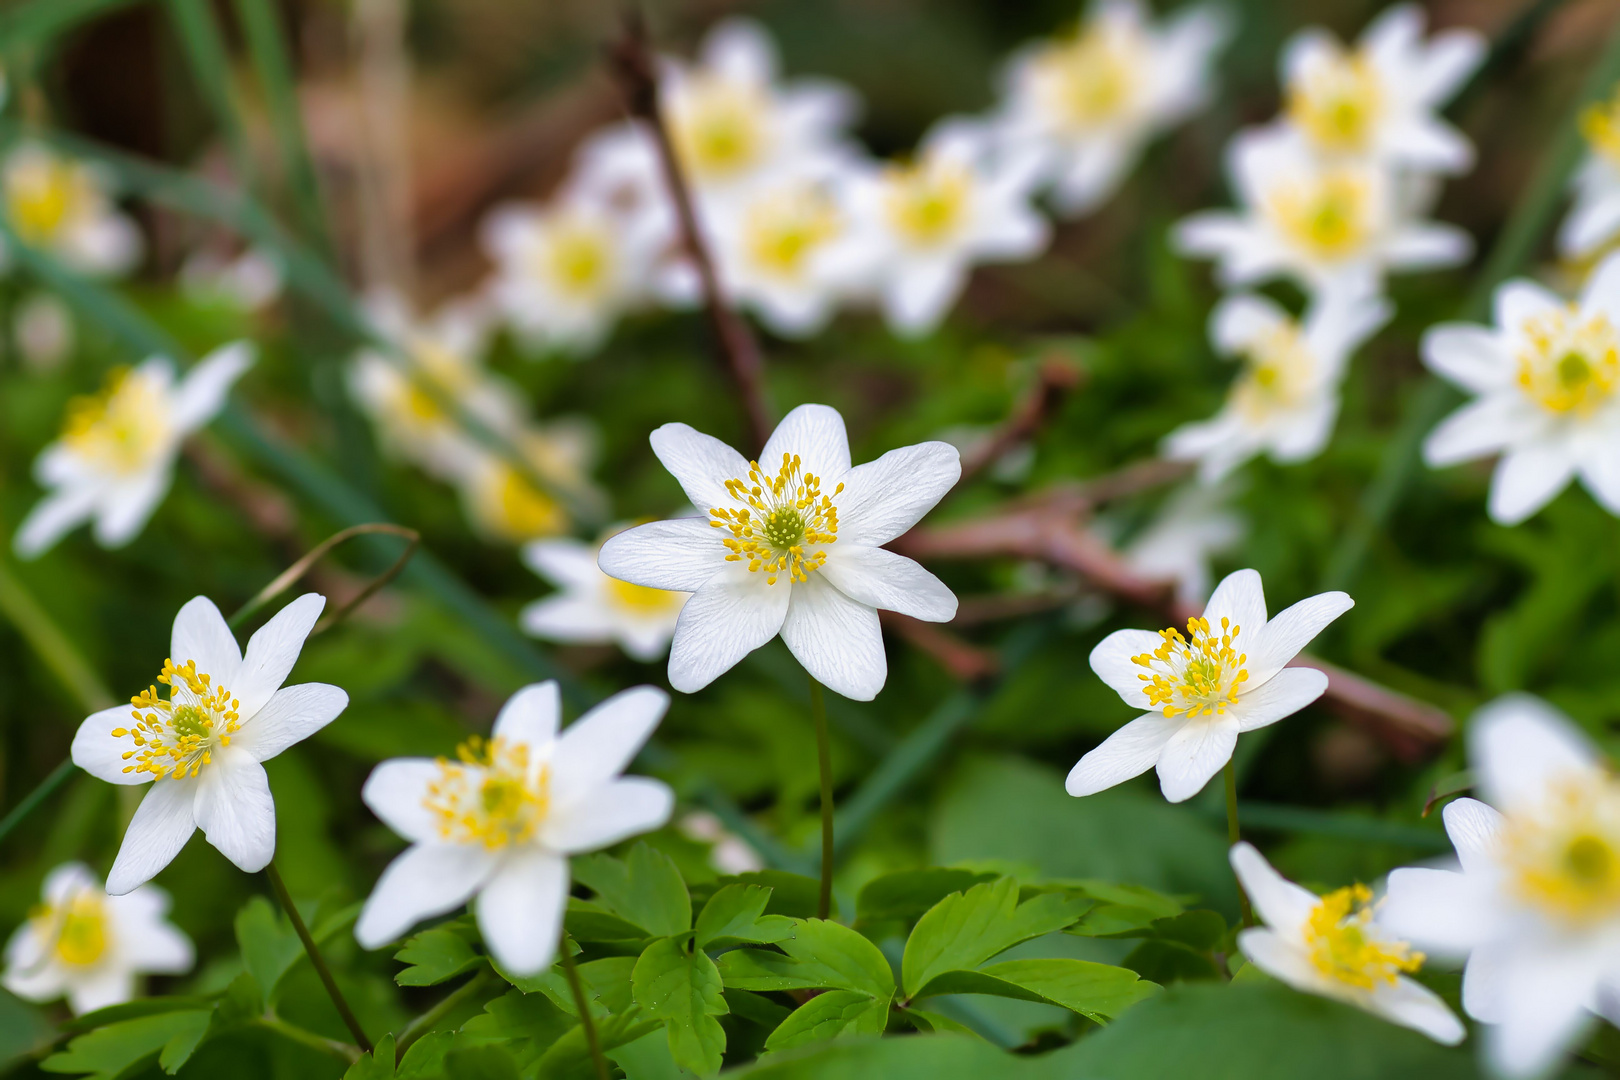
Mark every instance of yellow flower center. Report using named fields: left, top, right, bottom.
left=1305, top=884, right=1423, bottom=991
left=544, top=221, right=614, bottom=299
left=423, top=735, right=549, bottom=850
left=1036, top=18, right=1142, bottom=127
left=1516, top=305, right=1620, bottom=417
left=1231, top=322, right=1316, bottom=419
left=1269, top=171, right=1374, bottom=260
left=1288, top=52, right=1384, bottom=155
left=32, top=890, right=111, bottom=968
left=744, top=187, right=841, bottom=279
left=1133, top=615, right=1250, bottom=719
left=398, top=341, right=475, bottom=426
left=1581, top=88, right=1620, bottom=169
left=1502, top=774, right=1620, bottom=925
left=709, top=451, right=841, bottom=586
left=671, top=77, right=769, bottom=181
left=114, top=659, right=242, bottom=781
left=473, top=461, right=568, bottom=543
left=6, top=156, right=87, bottom=246
left=884, top=160, right=973, bottom=247
left=60, top=367, right=174, bottom=476
left=606, top=576, right=686, bottom=615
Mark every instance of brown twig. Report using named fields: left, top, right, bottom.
left=958, top=354, right=1085, bottom=485
left=606, top=11, right=774, bottom=454
left=880, top=611, right=999, bottom=682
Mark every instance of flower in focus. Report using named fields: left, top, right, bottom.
left=2, top=863, right=193, bottom=1015
left=456, top=421, right=602, bottom=545
left=1422, top=251, right=1620, bottom=524
left=0, top=142, right=142, bottom=277
left=996, top=0, right=1229, bottom=216
left=1069, top=568, right=1351, bottom=802
left=1278, top=4, right=1483, bottom=173
left=1229, top=842, right=1463, bottom=1044
left=1559, top=87, right=1620, bottom=260
left=71, top=594, right=348, bottom=894
left=355, top=681, right=673, bottom=975
left=1174, top=127, right=1471, bottom=298
left=1119, top=480, right=1245, bottom=606
left=1382, top=695, right=1620, bottom=1078
left=14, top=341, right=253, bottom=558
left=599, top=404, right=960, bottom=700
left=1164, top=290, right=1392, bottom=482
left=522, top=530, right=689, bottom=661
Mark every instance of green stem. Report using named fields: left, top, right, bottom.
left=265, top=861, right=373, bottom=1054
left=559, top=937, right=610, bottom=1080
left=809, top=674, right=834, bottom=921
left=0, top=558, right=115, bottom=712
left=0, top=759, right=75, bottom=848
left=395, top=968, right=494, bottom=1060
left=250, top=1016, right=360, bottom=1064
left=1224, top=761, right=1254, bottom=929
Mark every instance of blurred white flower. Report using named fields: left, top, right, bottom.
left=0, top=142, right=141, bottom=277
left=678, top=810, right=764, bottom=875
left=13, top=290, right=74, bottom=372
left=1174, top=127, right=1471, bottom=298
left=1278, top=4, right=1483, bottom=173
left=1422, top=251, right=1620, bottom=525
left=179, top=247, right=284, bottom=312
left=1229, top=842, right=1463, bottom=1044
left=14, top=341, right=253, bottom=558
left=1559, top=88, right=1620, bottom=260
left=356, top=682, right=673, bottom=976
left=996, top=0, right=1229, bottom=216
left=1120, top=480, right=1245, bottom=606
left=600, top=404, right=959, bottom=700
left=3, top=863, right=192, bottom=1015
left=1383, top=696, right=1620, bottom=1078
left=1069, top=568, right=1350, bottom=802
left=1165, top=290, right=1391, bottom=482
left=456, top=421, right=602, bottom=545
left=71, top=595, right=348, bottom=894
left=521, top=532, right=689, bottom=661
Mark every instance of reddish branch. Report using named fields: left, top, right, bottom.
left=880, top=611, right=1000, bottom=682
left=607, top=14, right=774, bottom=454
left=957, top=355, right=1086, bottom=485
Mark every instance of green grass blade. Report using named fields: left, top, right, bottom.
left=165, top=0, right=254, bottom=184
left=0, top=559, right=116, bottom=713
left=0, top=0, right=144, bottom=48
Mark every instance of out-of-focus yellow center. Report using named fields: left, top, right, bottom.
left=672, top=77, right=770, bottom=181
left=1516, top=305, right=1620, bottom=417
left=605, top=576, right=686, bottom=614
left=544, top=221, right=614, bottom=299
left=61, top=367, right=174, bottom=476
left=1304, top=884, right=1423, bottom=991
left=6, top=155, right=87, bottom=245
left=1288, top=51, right=1384, bottom=155
left=884, top=160, right=973, bottom=247
left=1232, top=322, right=1316, bottom=419
left=1582, top=88, right=1620, bottom=169
left=744, top=187, right=840, bottom=279
left=424, top=735, right=549, bottom=850
left=1270, top=171, right=1374, bottom=260
left=1503, top=774, right=1620, bottom=925
left=1036, top=17, right=1143, bottom=127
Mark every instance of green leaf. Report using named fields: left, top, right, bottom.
left=763, top=990, right=891, bottom=1054
left=722, top=988, right=792, bottom=1028
left=443, top=1044, right=522, bottom=1080
left=695, top=885, right=794, bottom=949
left=344, top=1034, right=397, bottom=1079
left=567, top=899, right=654, bottom=944
left=896, top=1008, right=984, bottom=1038
left=856, top=869, right=997, bottom=926
left=707, top=871, right=824, bottom=920
left=632, top=936, right=728, bottom=1077
left=727, top=1033, right=1035, bottom=1078
left=0, top=988, right=53, bottom=1065
left=717, top=919, right=895, bottom=998
left=41, top=1011, right=212, bottom=1080
left=574, top=843, right=692, bottom=937
left=535, top=1009, right=661, bottom=1080
left=396, top=925, right=485, bottom=987
left=397, top=1032, right=455, bottom=1078
left=234, top=895, right=304, bottom=999
left=581, top=956, right=640, bottom=1015
left=901, top=879, right=1088, bottom=998
left=911, top=959, right=1158, bottom=1022
left=1122, top=940, right=1224, bottom=984
left=459, top=989, right=575, bottom=1052
left=1069, top=881, right=1185, bottom=920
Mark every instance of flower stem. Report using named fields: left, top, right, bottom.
left=0, top=557, right=115, bottom=712
left=1224, top=760, right=1254, bottom=929
left=559, top=935, right=610, bottom=1080
left=809, top=673, right=834, bottom=920
left=0, top=759, right=76, bottom=849
left=265, top=861, right=373, bottom=1054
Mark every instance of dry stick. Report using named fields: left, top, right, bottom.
left=606, top=12, right=774, bottom=454
left=227, top=523, right=421, bottom=632
left=266, top=861, right=373, bottom=1054
left=957, top=355, right=1086, bottom=485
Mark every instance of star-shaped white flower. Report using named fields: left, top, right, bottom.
left=1382, top=695, right=1620, bottom=1078
left=1174, top=126, right=1471, bottom=298
left=995, top=0, right=1229, bottom=216
left=521, top=533, right=690, bottom=661
left=1119, top=480, right=1245, bottom=606
left=1164, top=290, right=1391, bottom=482
left=1278, top=4, right=1483, bottom=173
left=0, top=142, right=142, bottom=277
left=71, top=594, right=349, bottom=894
left=14, top=341, right=253, bottom=559
left=355, top=681, right=673, bottom=976
left=3, top=862, right=193, bottom=1015
left=1560, top=89, right=1620, bottom=259
left=1422, top=251, right=1620, bottom=524
left=1068, top=568, right=1351, bottom=802
left=1229, top=842, right=1463, bottom=1045
left=599, top=404, right=960, bottom=700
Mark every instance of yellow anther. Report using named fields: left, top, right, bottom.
left=1305, top=884, right=1422, bottom=990
left=709, top=450, right=840, bottom=586
left=1134, top=617, right=1250, bottom=719
left=1514, top=304, right=1620, bottom=418
left=423, top=736, right=550, bottom=850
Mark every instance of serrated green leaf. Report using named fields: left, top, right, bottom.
left=763, top=990, right=890, bottom=1054
left=535, top=1008, right=661, bottom=1080
left=444, top=1044, right=522, bottom=1080
left=343, top=1034, right=396, bottom=1079
left=581, top=956, right=639, bottom=1015
left=717, top=919, right=895, bottom=998
left=855, top=869, right=997, bottom=926
left=574, top=843, right=691, bottom=938
left=695, top=885, right=793, bottom=949
left=722, top=988, right=792, bottom=1028
left=901, top=879, right=1088, bottom=998
left=1068, top=881, right=1186, bottom=919
left=41, top=1011, right=212, bottom=1080
left=632, top=936, right=728, bottom=1077
left=911, top=958, right=1158, bottom=1021
left=566, top=899, right=653, bottom=944
left=710, top=871, right=824, bottom=920
left=1067, top=904, right=1166, bottom=937
left=234, top=895, right=304, bottom=999
left=60, top=996, right=218, bottom=1035
left=459, top=989, right=574, bottom=1052
left=395, top=925, right=484, bottom=987
left=397, top=1031, right=455, bottom=1078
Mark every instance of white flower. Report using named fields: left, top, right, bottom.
left=0, top=142, right=142, bottom=277
left=1229, top=842, right=1463, bottom=1045
left=1120, top=480, right=1245, bottom=606
left=678, top=811, right=764, bottom=875
left=13, top=290, right=74, bottom=372
left=996, top=0, right=1229, bottom=216
left=521, top=533, right=689, bottom=661
left=1422, top=251, right=1620, bottom=525
left=1165, top=289, right=1392, bottom=482
left=1382, top=696, right=1620, bottom=1078
left=1560, top=90, right=1620, bottom=259
left=14, top=342, right=253, bottom=558
left=1174, top=126, right=1472, bottom=298
left=70, top=594, right=348, bottom=894
left=1068, top=568, right=1351, bottom=803
left=599, top=404, right=960, bottom=700
left=841, top=119, right=1050, bottom=336
left=355, top=682, right=673, bottom=976
left=455, top=420, right=602, bottom=545
left=179, top=247, right=284, bottom=312
left=1278, top=4, right=1483, bottom=173
left=3, top=863, right=193, bottom=1015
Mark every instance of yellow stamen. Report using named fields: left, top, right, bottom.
left=1305, top=884, right=1423, bottom=990
left=1133, top=615, right=1250, bottom=718
left=1515, top=304, right=1620, bottom=417
left=884, top=160, right=973, bottom=247
left=1287, top=50, right=1384, bottom=155
left=709, top=451, right=841, bottom=586
left=422, top=735, right=550, bottom=850
left=1268, top=170, right=1374, bottom=260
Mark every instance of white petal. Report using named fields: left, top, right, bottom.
left=834, top=442, right=961, bottom=546
left=113, top=889, right=194, bottom=973
left=1209, top=293, right=1287, bottom=355
left=192, top=747, right=276, bottom=873
left=1245, top=592, right=1353, bottom=685
left=883, top=259, right=966, bottom=336
left=779, top=573, right=886, bottom=701
left=1560, top=188, right=1620, bottom=257
left=1383, top=223, right=1471, bottom=270
left=1412, top=29, right=1485, bottom=105
left=171, top=341, right=254, bottom=432
left=701, top=16, right=777, bottom=83
left=13, top=485, right=99, bottom=559
left=1489, top=439, right=1577, bottom=524
left=522, top=539, right=602, bottom=589
left=1230, top=842, right=1318, bottom=938
left=42, top=863, right=99, bottom=903
left=761, top=403, right=851, bottom=482
left=598, top=518, right=730, bottom=592
left=1380, top=867, right=1491, bottom=958
left=106, top=781, right=197, bottom=895
left=1088, top=629, right=1166, bottom=710
left=1368, top=977, right=1466, bottom=1046
left=1462, top=940, right=1511, bottom=1024
left=521, top=594, right=619, bottom=645
left=1442, top=797, right=1506, bottom=875
left=362, top=759, right=444, bottom=844
left=1232, top=667, right=1329, bottom=732
left=73, top=705, right=151, bottom=785
left=1236, top=925, right=1327, bottom=995
left=817, top=545, right=956, bottom=622
left=170, top=596, right=242, bottom=686
left=541, top=777, right=675, bottom=853
left=1470, top=695, right=1597, bottom=813
left=548, top=685, right=669, bottom=809
left=1202, top=569, right=1267, bottom=640
left=1495, top=279, right=1562, bottom=334
left=1065, top=713, right=1182, bottom=797
left=492, top=682, right=562, bottom=749
left=648, top=423, right=753, bottom=511
left=1581, top=250, right=1620, bottom=328
left=68, top=970, right=135, bottom=1015
left=1155, top=717, right=1238, bottom=803
left=1421, top=394, right=1544, bottom=466
left=667, top=563, right=791, bottom=693
left=1422, top=324, right=1510, bottom=393
left=355, top=843, right=499, bottom=948
left=233, top=683, right=347, bottom=762
left=91, top=467, right=171, bottom=548
left=476, top=849, right=569, bottom=976
left=1484, top=945, right=1600, bottom=1079
left=234, top=593, right=325, bottom=720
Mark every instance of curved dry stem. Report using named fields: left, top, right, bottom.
left=227, top=522, right=420, bottom=633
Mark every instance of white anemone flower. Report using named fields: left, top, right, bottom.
left=71, top=594, right=348, bottom=894
left=1382, top=696, right=1620, bottom=1078
left=1165, top=290, right=1392, bottom=482
left=996, top=0, right=1229, bottom=216
left=1560, top=90, right=1620, bottom=260
left=1229, top=843, right=1463, bottom=1045
left=14, top=341, right=253, bottom=559
left=3, top=863, right=193, bottom=1015
left=1068, top=568, right=1351, bottom=803
left=841, top=119, right=1050, bottom=336
left=1174, top=127, right=1472, bottom=299
left=1279, top=4, right=1484, bottom=173
left=1119, top=480, right=1245, bottom=606
left=599, top=404, right=960, bottom=700
left=455, top=420, right=602, bottom=545
left=1422, top=251, right=1620, bottom=525
left=355, top=681, right=674, bottom=976
left=521, top=534, right=689, bottom=661
left=1, top=142, right=142, bottom=277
